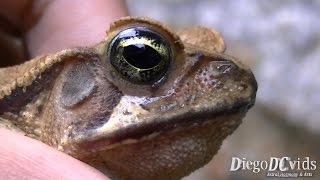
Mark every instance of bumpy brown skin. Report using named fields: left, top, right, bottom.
left=0, top=17, right=257, bottom=180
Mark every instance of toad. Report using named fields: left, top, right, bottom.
left=0, top=17, right=257, bottom=179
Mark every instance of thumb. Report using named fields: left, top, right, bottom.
left=26, top=0, right=127, bottom=57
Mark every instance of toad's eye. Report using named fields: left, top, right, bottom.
left=108, top=27, right=171, bottom=84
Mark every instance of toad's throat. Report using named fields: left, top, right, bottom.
left=78, top=96, right=254, bottom=151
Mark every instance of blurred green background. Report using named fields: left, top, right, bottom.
left=126, top=0, right=320, bottom=179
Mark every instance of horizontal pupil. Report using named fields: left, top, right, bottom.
left=123, top=44, right=161, bottom=69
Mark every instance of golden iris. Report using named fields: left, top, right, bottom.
left=108, top=27, right=171, bottom=83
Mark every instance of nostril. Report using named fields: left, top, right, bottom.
left=246, top=93, right=257, bottom=109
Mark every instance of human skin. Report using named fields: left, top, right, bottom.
left=0, top=0, right=128, bottom=179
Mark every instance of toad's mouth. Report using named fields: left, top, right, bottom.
left=78, top=96, right=255, bottom=152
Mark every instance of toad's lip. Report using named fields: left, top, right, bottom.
left=78, top=94, right=256, bottom=152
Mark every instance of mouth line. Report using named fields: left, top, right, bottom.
left=80, top=97, right=252, bottom=151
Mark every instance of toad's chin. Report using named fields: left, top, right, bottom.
left=78, top=110, right=244, bottom=180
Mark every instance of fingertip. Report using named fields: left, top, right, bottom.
left=0, top=128, right=109, bottom=179
left=26, top=0, right=128, bottom=56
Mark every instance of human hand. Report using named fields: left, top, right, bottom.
left=0, top=0, right=127, bottom=179
left=0, top=128, right=108, bottom=179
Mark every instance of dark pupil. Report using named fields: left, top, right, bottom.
left=122, top=44, right=161, bottom=69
